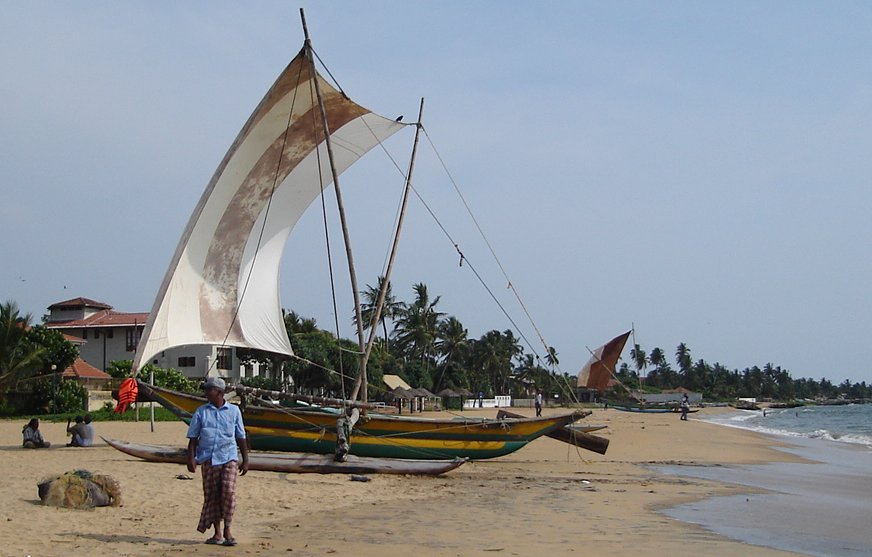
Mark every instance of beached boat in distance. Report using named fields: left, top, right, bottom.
left=138, top=380, right=584, bottom=460
left=603, top=400, right=700, bottom=414
left=730, top=400, right=761, bottom=411
left=103, top=438, right=466, bottom=475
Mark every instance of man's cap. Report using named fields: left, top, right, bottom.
left=200, top=377, right=226, bottom=392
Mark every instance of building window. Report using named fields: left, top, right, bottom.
left=125, top=328, right=141, bottom=352
left=106, top=328, right=114, bottom=339
left=177, top=356, right=196, bottom=368
left=217, top=348, right=232, bottom=370
left=93, top=329, right=100, bottom=339
left=82, top=328, right=88, bottom=339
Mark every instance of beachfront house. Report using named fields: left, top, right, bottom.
left=44, top=297, right=249, bottom=382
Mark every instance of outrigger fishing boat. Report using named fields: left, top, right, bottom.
left=133, top=380, right=583, bottom=460
left=120, top=10, right=588, bottom=463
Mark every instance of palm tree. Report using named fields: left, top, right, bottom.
left=356, top=276, right=403, bottom=345
left=675, top=343, right=692, bottom=381
left=649, top=347, right=666, bottom=369
left=433, top=316, right=468, bottom=392
left=284, top=310, right=317, bottom=335
left=630, top=343, right=648, bottom=388
left=392, top=283, right=444, bottom=374
left=544, top=346, right=559, bottom=370
left=0, top=301, right=46, bottom=395
left=471, top=329, right=521, bottom=395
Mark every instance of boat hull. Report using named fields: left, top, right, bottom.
left=103, top=437, right=465, bottom=475
left=137, top=381, right=581, bottom=460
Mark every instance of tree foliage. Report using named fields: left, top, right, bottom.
left=0, top=300, right=46, bottom=395
left=103, top=359, right=197, bottom=393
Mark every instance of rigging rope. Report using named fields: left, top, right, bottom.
left=306, top=64, right=349, bottom=401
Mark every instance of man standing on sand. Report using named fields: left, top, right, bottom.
left=186, top=377, right=249, bottom=547
left=534, top=390, right=543, bottom=417
left=680, top=393, right=690, bottom=421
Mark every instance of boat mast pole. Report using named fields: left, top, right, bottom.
left=300, top=9, right=369, bottom=400
left=351, top=98, right=426, bottom=401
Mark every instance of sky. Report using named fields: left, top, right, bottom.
left=2, top=1, right=871, bottom=385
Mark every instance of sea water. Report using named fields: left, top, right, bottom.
left=653, top=404, right=872, bottom=557
left=707, top=403, right=872, bottom=447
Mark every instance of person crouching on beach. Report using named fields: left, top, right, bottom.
left=186, top=377, right=249, bottom=547
left=22, top=418, right=50, bottom=448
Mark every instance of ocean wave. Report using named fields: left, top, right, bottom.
left=700, top=412, right=872, bottom=448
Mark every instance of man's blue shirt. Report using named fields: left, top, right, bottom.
left=186, top=401, right=246, bottom=465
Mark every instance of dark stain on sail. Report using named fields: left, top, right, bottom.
left=198, top=59, right=368, bottom=342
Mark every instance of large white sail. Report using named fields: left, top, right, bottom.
left=133, top=47, right=405, bottom=370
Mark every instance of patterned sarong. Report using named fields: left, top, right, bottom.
left=196, top=460, right=238, bottom=533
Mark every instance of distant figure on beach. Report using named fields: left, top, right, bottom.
left=67, top=414, right=95, bottom=447
left=478, top=391, right=484, bottom=408
left=680, top=394, right=690, bottom=421
left=535, top=390, right=543, bottom=417
left=763, top=409, right=768, bottom=417
left=187, top=377, right=249, bottom=547
left=22, top=418, right=50, bottom=448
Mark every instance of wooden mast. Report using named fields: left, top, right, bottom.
left=350, top=98, right=426, bottom=402
left=299, top=8, right=369, bottom=402
left=298, top=9, right=424, bottom=460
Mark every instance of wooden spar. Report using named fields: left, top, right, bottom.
left=232, top=385, right=383, bottom=410
left=300, top=8, right=369, bottom=401
left=495, top=409, right=609, bottom=455
left=351, top=98, right=426, bottom=402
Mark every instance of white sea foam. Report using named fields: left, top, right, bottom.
left=701, top=405, right=872, bottom=448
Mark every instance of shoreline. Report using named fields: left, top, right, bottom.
left=0, top=408, right=810, bottom=556
left=658, top=412, right=872, bottom=557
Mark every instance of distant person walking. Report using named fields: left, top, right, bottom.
left=187, top=377, right=249, bottom=547
left=22, top=418, right=50, bottom=448
left=680, top=393, right=690, bottom=421
left=535, top=391, right=543, bottom=417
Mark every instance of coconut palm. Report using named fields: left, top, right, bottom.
left=544, top=346, right=559, bottom=370
left=630, top=343, right=648, bottom=387
left=392, top=283, right=444, bottom=373
left=356, top=276, right=403, bottom=346
left=0, top=301, right=46, bottom=396
left=675, top=343, right=692, bottom=379
left=471, top=329, right=521, bottom=395
left=433, top=316, right=468, bottom=391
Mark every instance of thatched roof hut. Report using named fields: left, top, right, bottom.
left=385, top=386, right=412, bottom=401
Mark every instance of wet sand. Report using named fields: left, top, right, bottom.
left=0, top=407, right=809, bottom=556
left=656, top=435, right=872, bottom=557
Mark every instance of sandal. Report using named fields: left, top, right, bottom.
left=204, top=537, right=222, bottom=545
left=223, top=538, right=237, bottom=546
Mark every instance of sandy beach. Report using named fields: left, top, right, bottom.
left=0, top=407, right=809, bottom=557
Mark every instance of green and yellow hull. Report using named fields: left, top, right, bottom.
left=137, top=381, right=581, bottom=460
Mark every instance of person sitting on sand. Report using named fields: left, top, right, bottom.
left=23, top=418, right=51, bottom=448
left=67, top=414, right=95, bottom=447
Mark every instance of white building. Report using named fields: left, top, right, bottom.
left=45, top=297, right=252, bottom=382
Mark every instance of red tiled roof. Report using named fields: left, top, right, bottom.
left=48, top=297, right=113, bottom=310
left=48, top=310, right=149, bottom=328
left=61, top=333, right=85, bottom=345
left=62, top=358, right=112, bottom=379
